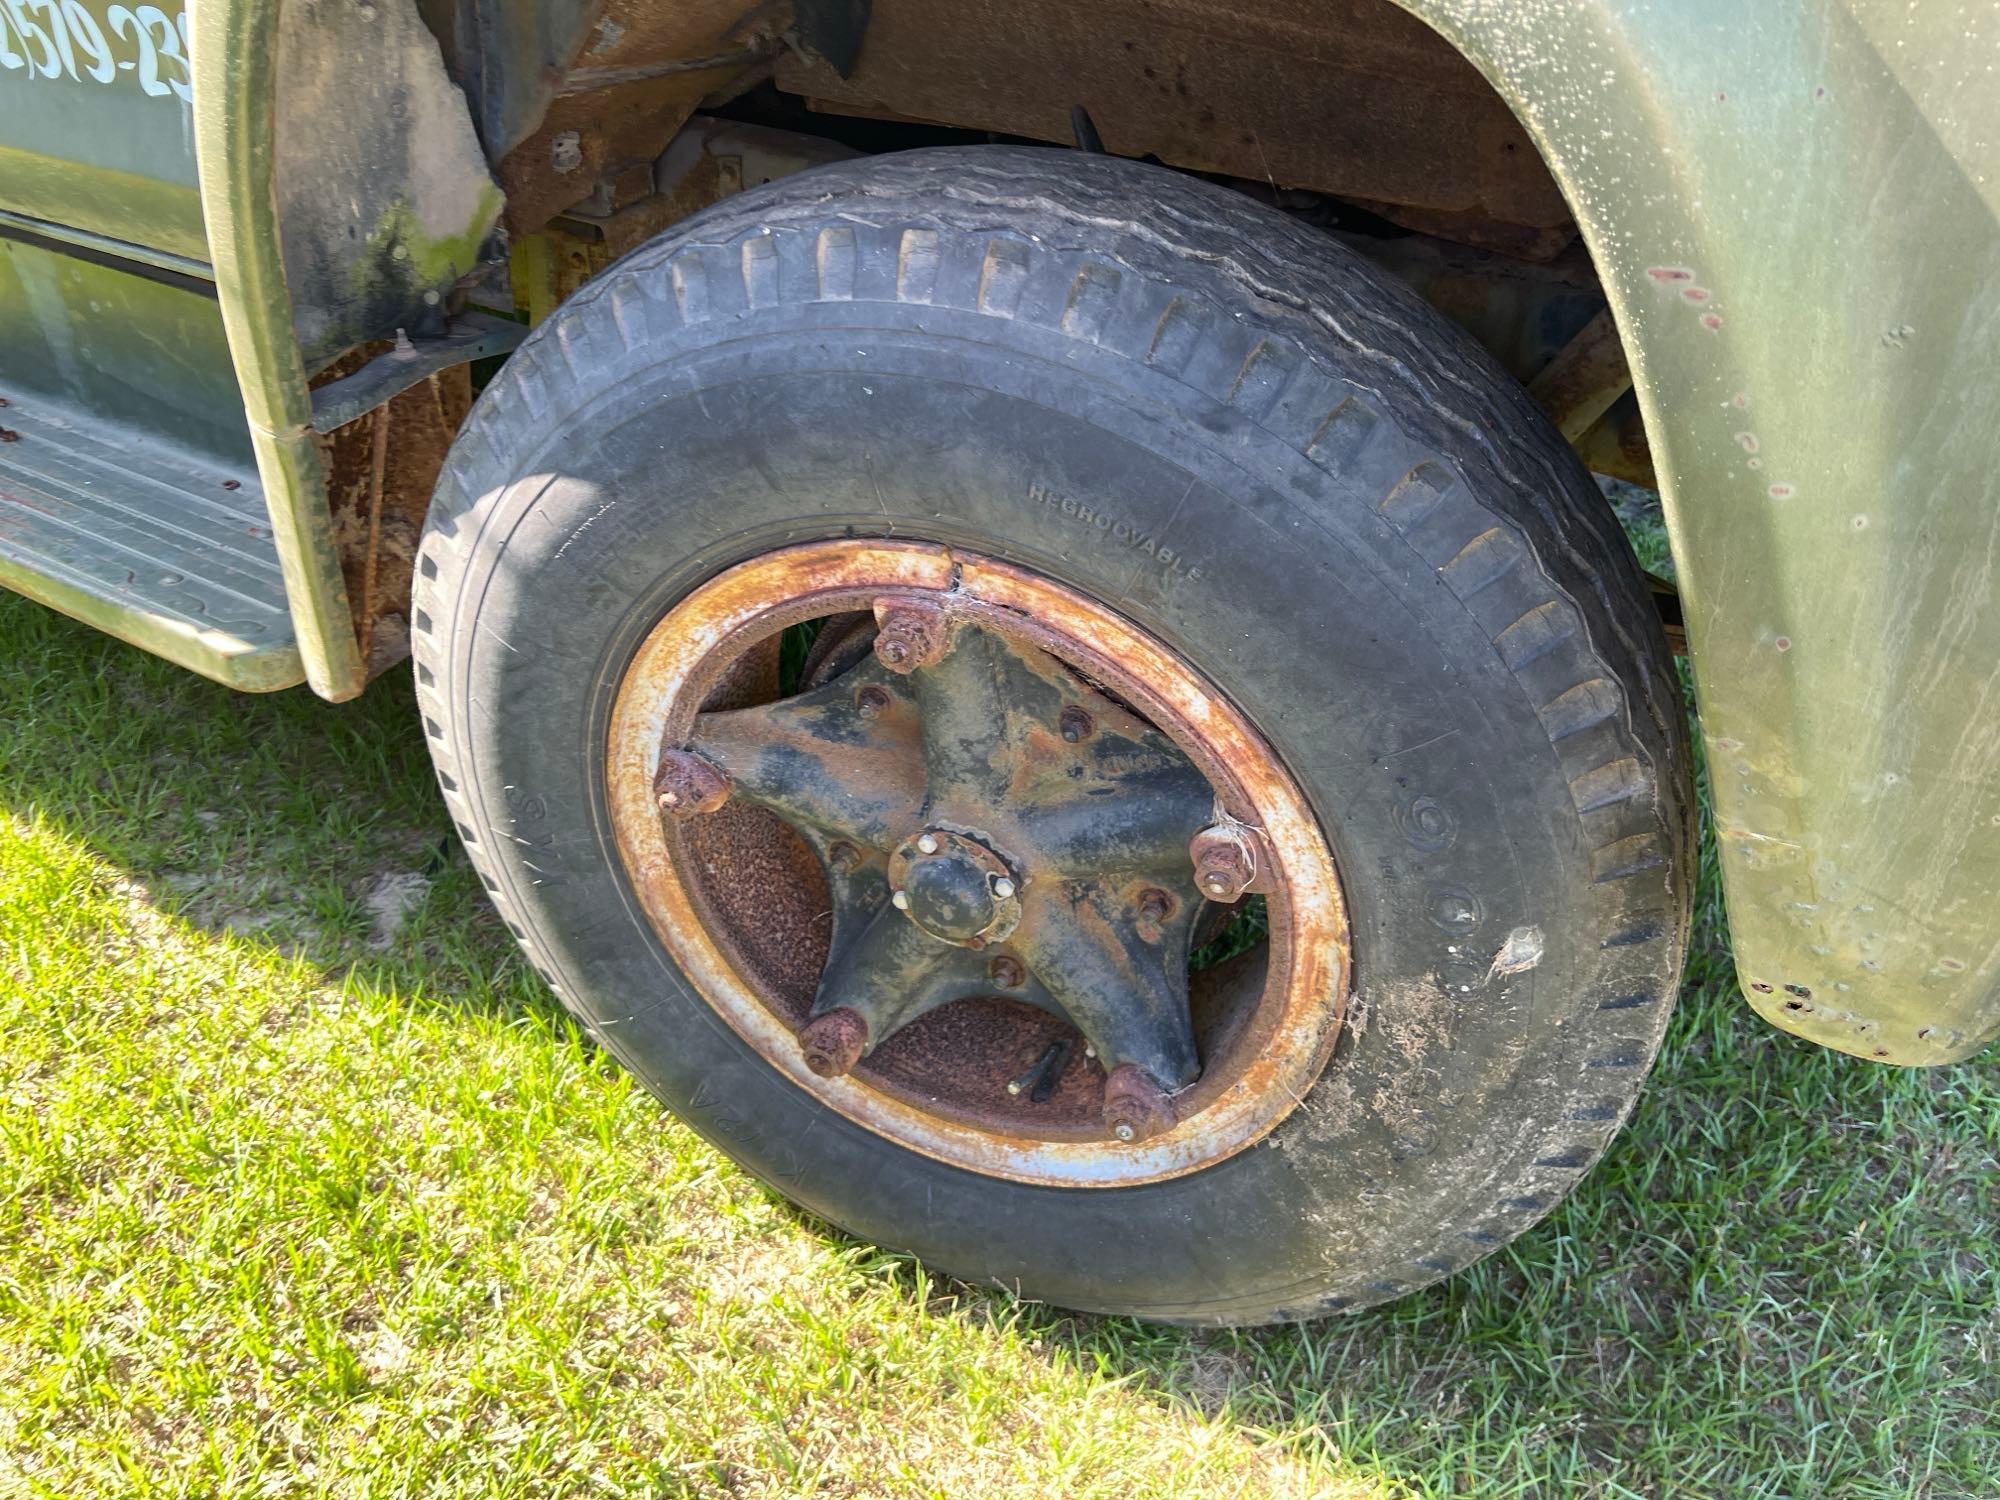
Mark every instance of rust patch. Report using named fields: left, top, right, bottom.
left=314, top=353, right=470, bottom=679
left=496, top=0, right=781, bottom=236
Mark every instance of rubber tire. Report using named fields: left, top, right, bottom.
left=413, top=146, right=1692, bottom=1325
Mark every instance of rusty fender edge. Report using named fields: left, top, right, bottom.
left=1403, top=0, right=2000, bottom=1063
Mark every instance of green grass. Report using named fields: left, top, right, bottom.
left=0, top=500, right=1994, bottom=1497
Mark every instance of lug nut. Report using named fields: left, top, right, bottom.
left=872, top=599, right=950, bottom=674
left=992, top=876, right=1017, bottom=899
left=1101, top=1063, right=1176, bottom=1144
left=891, top=889, right=909, bottom=910
left=1189, top=823, right=1258, bottom=903
left=988, top=954, right=1026, bottom=989
left=799, top=1008, right=868, bottom=1077
left=917, top=833, right=939, bottom=855
left=653, top=749, right=730, bottom=819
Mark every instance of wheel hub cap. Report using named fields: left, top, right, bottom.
left=890, top=829, right=1019, bottom=946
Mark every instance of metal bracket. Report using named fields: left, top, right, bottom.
left=309, top=312, right=527, bottom=433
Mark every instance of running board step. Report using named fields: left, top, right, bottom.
left=0, top=388, right=304, bottom=691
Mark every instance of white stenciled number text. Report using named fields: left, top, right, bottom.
left=0, top=0, right=189, bottom=100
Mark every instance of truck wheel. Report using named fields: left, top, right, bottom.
left=412, top=147, right=1691, bottom=1324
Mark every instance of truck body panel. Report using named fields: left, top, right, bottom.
left=1402, top=0, right=2000, bottom=1061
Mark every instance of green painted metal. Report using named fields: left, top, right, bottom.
left=0, top=0, right=206, bottom=258
left=0, top=230, right=241, bottom=458
left=0, top=206, right=213, bottom=281
left=0, top=377, right=303, bottom=691
left=188, top=0, right=366, bottom=702
left=1400, top=0, right=2000, bottom=1064
left=0, top=36, right=304, bottom=692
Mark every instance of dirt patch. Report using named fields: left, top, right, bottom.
left=363, top=870, right=433, bottom=950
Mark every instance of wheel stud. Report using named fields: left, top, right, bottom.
left=799, top=1008, right=868, bottom=1077
left=653, top=749, right=730, bottom=819
left=1102, top=1062, right=1176, bottom=1143
left=1189, top=823, right=1258, bottom=903
left=872, top=599, right=950, bottom=674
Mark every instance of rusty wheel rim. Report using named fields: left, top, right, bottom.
left=608, top=541, right=1350, bottom=1187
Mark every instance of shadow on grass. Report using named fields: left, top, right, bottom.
left=2, top=593, right=1993, bottom=1498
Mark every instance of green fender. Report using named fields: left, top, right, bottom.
left=1401, top=0, right=2000, bottom=1063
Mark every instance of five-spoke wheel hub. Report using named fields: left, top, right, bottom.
left=607, top=542, right=1350, bottom=1187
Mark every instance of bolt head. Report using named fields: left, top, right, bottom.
left=1058, top=705, right=1094, bottom=744
left=1101, top=1061, right=1177, bottom=1144
left=799, top=1009, right=868, bottom=1077
left=993, top=877, right=1016, bottom=899
left=891, top=889, right=909, bottom=910
left=1189, top=823, right=1258, bottom=901
left=917, top=833, right=939, bottom=855
left=871, top=600, right=950, bottom=674
left=652, top=749, right=730, bottom=820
